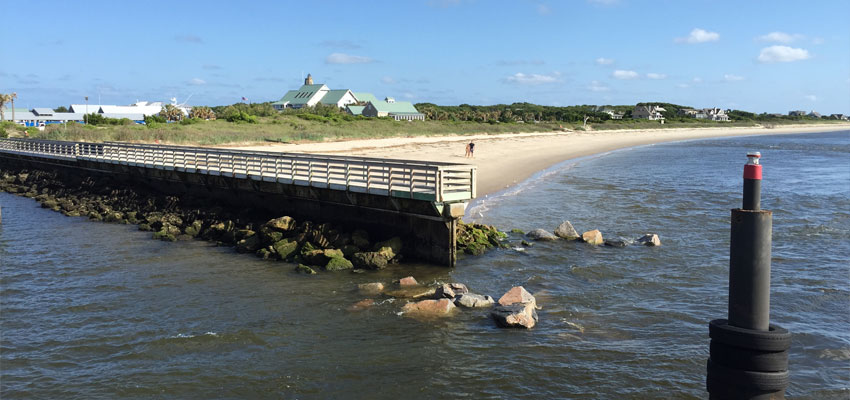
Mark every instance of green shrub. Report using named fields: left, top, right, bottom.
left=226, top=111, right=258, bottom=124
left=145, top=115, right=166, bottom=124
left=180, top=117, right=202, bottom=125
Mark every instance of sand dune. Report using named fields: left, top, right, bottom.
left=228, top=124, right=849, bottom=197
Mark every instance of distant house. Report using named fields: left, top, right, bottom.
left=362, top=97, right=425, bottom=121
left=696, top=107, right=730, bottom=121
left=678, top=108, right=699, bottom=117
left=808, top=111, right=822, bottom=118
left=271, top=74, right=358, bottom=110
left=632, top=105, right=666, bottom=120
left=788, top=110, right=807, bottom=117
left=602, top=110, right=624, bottom=119
left=346, top=105, right=366, bottom=116
left=353, top=92, right=379, bottom=105
left=829, top=114, right=847, bottom=120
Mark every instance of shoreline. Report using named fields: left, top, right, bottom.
left=227, top=123, right=850, bottom=197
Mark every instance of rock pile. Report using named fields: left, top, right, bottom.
left=516, top=219, right=661, bottom=249
left=456, top=221, right=508, bottom=255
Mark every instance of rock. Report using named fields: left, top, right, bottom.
left=323, top=249, right=344, bottom=259
left=294, top=264, right=317, bottom=274
left=302, top=249, right=330, bottom=266
left=435, top=283, right=469, bottom=299
left=184, top=220, right=203, bottom=237
left=636, top=233, right=662, bottom=247
left=491, top=302, right=538, bottom=329
left=554, top=220, right=580, bottom=240
left=256, top=248, right=273, bottom=260
left=401, top=298, right=456, bottom=316
left=265, top=216, right=297, bottom=232
left=373, top=237, right=403, bottom=257
left=348, top=299, right=375, bottom=312
left=325, top=256, right=353, bottom=271
left=510, top=228, right=524, bottom=234
left=498, top=286, right=537, bottom=308
left=604, top=238, right=629, bottom=247
left=526, top=229, right=557, bottom=241
left=399, top=276, right=418, bottom=287
left=341, top=244, right=360, bottom=258
left=352, top=252, right=389, bottom=270
left=581, top=229, right=604, bottom=246
left=385, top=286, right=437, bottom=299
left=520, top=240, right=533, bottom=247
left=455, top=293, right=495, bottom=308
left=236, top=234, right=261, bottom=253
left=358, top=282, right=385, bottom=295
left=272, top=239, right=298, bottom=260
left=352, top=229, right=370, bottom=249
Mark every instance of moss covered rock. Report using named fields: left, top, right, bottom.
left=272, top=239, right=298, bottom=260
left=325, top=256, right=354, bottom=271
left=294, top=264, right=317, bottom=274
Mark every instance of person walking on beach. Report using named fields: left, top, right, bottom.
left=464, top=142, right=471, bottom=157
left=468, top=141, right=475, bottom=158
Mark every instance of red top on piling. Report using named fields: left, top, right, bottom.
left=744, top=152, right=762, bottom=180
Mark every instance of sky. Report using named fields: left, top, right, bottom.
left=2, top=0, right=849, bottom=114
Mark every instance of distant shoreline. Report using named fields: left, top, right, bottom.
left=228, top=123, right=850, bottom=197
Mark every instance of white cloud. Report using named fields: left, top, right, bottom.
left=381, top=76, right=396, bottom=84
left=595, top=57, right=614, bottom=65
left=612, top=70, right=639, bottom=80
left=756, top=32, right=803, bottom=44
left=676, top=83, right=690, bottom=89
left=724, top=74, right=744, bottom=82
left=588, top=80, right=610, bottom=92
left=326, top=53, right=374, bottom=64
left=692, top=77, right=703, bottom=83
left=646, top=73, right=667, bottom=80
left=189, top=78, right=206, bottom=85
left=804, top=94, right=817, bottom=101
left=675, top=28, right=720, bottom=44
left=537, top=4, right=551, bottom=15
left=758, top=45, right=810, bottom=63
left=504, top=72, right=561, bottom=85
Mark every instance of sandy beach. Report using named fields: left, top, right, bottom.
left=228, top=124, right=850, bottom=197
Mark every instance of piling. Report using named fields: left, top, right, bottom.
left=707, top=152, right=790, bottom=399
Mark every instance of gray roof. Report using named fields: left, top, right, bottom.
left=33, top=108, right=55, bottom=116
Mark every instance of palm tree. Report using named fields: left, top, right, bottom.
left=0, top=93, right=9, bottom=121
left=10, top=93, right=17, bottom=123
left=160, top=104, right=184, bottom=121
left=189, top=106, right=216, bottom=120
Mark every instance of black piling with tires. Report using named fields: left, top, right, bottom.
left=707, top=153, right=790, bottom=399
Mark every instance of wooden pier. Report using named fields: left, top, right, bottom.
left=0, top=138, right=477, bottom=266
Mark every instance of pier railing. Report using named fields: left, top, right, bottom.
left=0, top=138, right=476, bottom=202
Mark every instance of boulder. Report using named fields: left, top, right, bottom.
left=398, top=276, right=418, bottom=287
left=385, top=286, right=437, bottom=299
left=636, top=233, right=662, bottom=247
left=352, top=252, right=389, bottom=270
left=526, top=229, right=557, bottom=241
left=265, top=216, right=297, bottom=232
left=272, top=239, right=298, bottom=260
left=498, top=286, right=537, bottom=308
left=236, top=234, right=262, bottom=253
left=554, top=220, right=580, bottom=240
left=183, top=220, right=203, bottom=237
left=373, top=237, right=403, bottom=257
left=358, top=282, right=385, bottom=295
left=323, top=249, right=344, bottom=259
left=581, top=229, right=604, bottom=246
left=352, top=229, right=370, bottom=249
left=341, top=244, right=360, bottom=258
left=294, top=264, right=317, bottom=274
left=348, top=299, right=375, bottom=312
left=401, top=298, right=456, bottom=317
left=455, top=293, right=495, bottom=308
left=491, top=302, right=538, bottom=329
left=325, top=256, right=353, bottom=271
left=302, top=249, right=330, bottom=266
left=604, top=238, right=629, bottom=247
left=435, top=283, right=469, bottom=299
left=256, top=248, right=274, bottom=260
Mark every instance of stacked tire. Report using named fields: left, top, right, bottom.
left=707, top=319, right=790, bottom=399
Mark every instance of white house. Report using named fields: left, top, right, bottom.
left=271, top=74, right=358, bottom=110
left=632, top=105, right=666, bottom=120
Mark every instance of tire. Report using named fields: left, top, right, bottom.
left=707, top=359, right=789, bottom=392
left=710, top=340, right=789, bottom=372
left=709, top=319, right=791, bottom=352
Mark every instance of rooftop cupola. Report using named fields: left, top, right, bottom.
left=305, top=74, right=313, bottom=85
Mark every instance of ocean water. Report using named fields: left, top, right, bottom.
left=1, top=131, right=848, bottom=399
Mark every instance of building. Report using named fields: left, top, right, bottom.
left=678, top=108, right=699, bottom=117
left=829, top=114, right=847, bottom=120
left=632, top=105, right=666, bottom=120
left=361, top=97, right=425, bottom=121
left=808, top=111, right=822, bottom=118
left=346, top=105, right=366, bottom=116
left=788, top=110, right=807, bottom=117
left=695, top=107, right=730, bottom=121
left=353, top=92, right=379, bottom=105
left=602, top=109, right=624, bottom=119
left=271, top=74, right=358, bottom=110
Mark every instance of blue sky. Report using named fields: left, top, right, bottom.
left=3, top=0, right=849, bottom=114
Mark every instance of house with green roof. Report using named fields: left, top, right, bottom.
left=362, top=97, right=425, bottom=121
left=352, top=92, right=378, bottom=105
left=346, top=105, right=366, bottom=116
left=271, top=74, right=358, bottom=110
